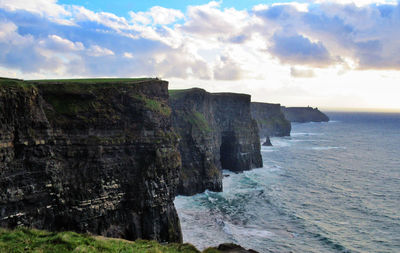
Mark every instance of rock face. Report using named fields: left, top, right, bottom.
left=170, top=89, right=262, bottom=196
left=282, top=106, right=329, bottom=123
left=250, top=102, right=291, bottom=137
left=0, top=78, right=182, bottom=243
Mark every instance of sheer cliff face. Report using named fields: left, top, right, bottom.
left=282, top=107, right=329, bottom=123
left=170, top=89, right=262, bottom=196
left=251, top=102, right=291, bottom=137
left=169, top=89, right=222, bottom=196
left=0, top=79, right=182, bottom=243
left=212, top=93, right=263, bottom=173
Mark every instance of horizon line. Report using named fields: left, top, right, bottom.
left=318, top=107, right=400, bottom=113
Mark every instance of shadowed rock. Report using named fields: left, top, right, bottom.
left=214, top=243, right=259, bottom=253
left=251, top=102, right=291, bottom=137
left=170, top=88, right=262, bottom=196
left=0, top=78, right=182, bottom=243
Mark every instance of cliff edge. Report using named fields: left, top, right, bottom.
left=0, top=78, right=182, bottom=242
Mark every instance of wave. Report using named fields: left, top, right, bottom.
left=291, top=132, right=324, bottom=136
left=310, top=146, right=346, bottom=150
left=310, top=230, right=351, bottom=253
left=270, top=138, right=292, bottom=147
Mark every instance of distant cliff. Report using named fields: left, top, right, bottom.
left=251, top=102, right=291, bottom=137
left=0, top=78, right=182, bottom=242
left=170, top=88, right=262, bottom=196
left=282, top=107, right=329, bottom=123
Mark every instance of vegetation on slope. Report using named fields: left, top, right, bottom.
left=27, top=78, right=155, bottom=84
left=0, top=228, right=207, bottom=253
left=0, top=77, right=171, bottom=117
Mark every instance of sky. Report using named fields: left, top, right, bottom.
left=0, top=0, right=399, bottom=111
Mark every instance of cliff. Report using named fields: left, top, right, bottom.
left=251, top=102, right=291, bottom=137
left=0, top=78, right=182, bottom=242
left=170, top=88, right=262, bottom=196
left=282, top=106, right=329, bottom=123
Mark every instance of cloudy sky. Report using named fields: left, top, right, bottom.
left=0, top=0, right=399, bottom=111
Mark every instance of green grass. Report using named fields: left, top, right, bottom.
left=0, top=227, right=212, bottom=253
left=185, top=111, right=211, bottom=133
left=0, top=78, right=34, bottom=89
left=131, top=94, right=171, bottom=116
left=27, top=78, right=154, bottom=84
left=168, top=89, right=187, bottom=99
left=0, top=77, right=156, bottom=90
left=144, top=98, right=171, bottom=116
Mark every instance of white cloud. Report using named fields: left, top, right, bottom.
left=0, top=0, right=69, bottom=17
left=0, top=22, right=32, bottom=45
left=72, top=6, right=131, bottom=31
left=130, top=6, right=184, bottom=25
left=123, top=52, right=134, bottom=59
left=87, top=45, right=114, bottom=57
left=182, top=1, right=250, bottom=38
left=40, top=35, right=84, bottom=52
left=213, top=54, right=243, bottom=80
left=272, top=2, right=309, bottom=12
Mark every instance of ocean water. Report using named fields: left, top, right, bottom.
left=174, top=112, right=400, bottom=252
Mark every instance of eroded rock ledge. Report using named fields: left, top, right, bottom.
left=0, top=78, right=182, bottom=242
left=282, top=106, right=329, bottom=123
left=170, top=88, right=262, bottom=196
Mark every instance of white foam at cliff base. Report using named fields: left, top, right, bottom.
left=270, top=138, right=292, bottom=147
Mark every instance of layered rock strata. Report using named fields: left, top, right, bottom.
left=170, top=88, right=262, bottom=196
left=0, top=78, right=182, bottom=242
left=250, top=102, right=291, bottom=137
left=282, top=106, right=329, bottom=123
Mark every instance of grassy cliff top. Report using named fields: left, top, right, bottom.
left=0, top=77, right=159, bottom=89
left=28, top=78, right=155, bottom=84
left=0, top=228, right=225, bottom=253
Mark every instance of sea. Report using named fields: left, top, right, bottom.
left=174, top=112, right=400, bottom=253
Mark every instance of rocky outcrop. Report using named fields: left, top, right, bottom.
left=250, top=102, right=291, bottom=137
left=170, top=89, right=262, bottom=196
left=282, top=106, right=329, bottom=123
left=211, top=243, right=259, bottom=253
left=0, top=78, right=182, bottom=243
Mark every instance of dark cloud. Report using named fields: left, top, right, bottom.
left=270, top=33, right=333, bottom=66
left=253, top=2, right=400, bottom=70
